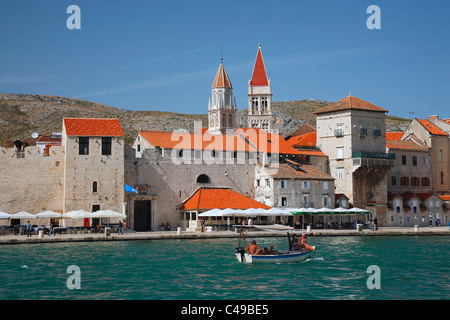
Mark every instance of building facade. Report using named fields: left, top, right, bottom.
left=314, top=95, right=395, bottom=224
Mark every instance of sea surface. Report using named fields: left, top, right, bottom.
left=0, top=236, right=448, bottom=300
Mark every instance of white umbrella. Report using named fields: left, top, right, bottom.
left=36, top=210, right=62, bottom=218
left=10, top=211, right=36, bottom=219
left=221, top=208, right=247, bottom=217
left=91, top=210, right=126, bottom=218
left=198, top=208, right=224, bottom=217
left=244, top=208, right=270, bottom=217
left=332, top=207, right=350, bottom=214
left=265, top=208, right=293, bottom=216
left=62, top=210, right=93, bottom=219
left=0, top=212, right=11, bottom=219
left=348, top=207, right=370, bottom=213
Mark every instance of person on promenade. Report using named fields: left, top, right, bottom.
left=95, top=223, right=101, bottom=233
left=25, top=221, right=31, bottom=237
left=123, top=220, right=128, bottom=234
left=245, top=240, right=262, bottom=255
left=373, top=217, right=378, bottom=231
left=166, top=222, right=170, bottom=231
left=118, top=220, right=123, bottom=235
left=48, top=222, right=55, bottom=236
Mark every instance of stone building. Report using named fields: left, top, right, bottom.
left=0, top=117, right=125, bottom=227
left=402, top=117, right=450, bottom=195
left=314, top=95, right=395, bottom=223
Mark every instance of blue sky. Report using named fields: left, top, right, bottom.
left=1, top=0, right=449, bottom=119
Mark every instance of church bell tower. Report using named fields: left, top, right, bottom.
left=248, top=45, right=274, bottom=132
left=207, top=58, right=237, bottom=134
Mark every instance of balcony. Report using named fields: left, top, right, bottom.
left=352, top=151, right=395, bottom=167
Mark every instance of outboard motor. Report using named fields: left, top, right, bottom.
left=235, top=247, right=246, bottom=263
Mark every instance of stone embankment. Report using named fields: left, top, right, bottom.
left=0, top=226, right=448, bottom=245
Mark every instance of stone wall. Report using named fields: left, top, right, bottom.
left=125, top=148, right=256, bottom=231
left=0, top=145, right=65, bottom=217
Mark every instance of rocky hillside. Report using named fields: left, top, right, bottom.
left=0, top=93, right=411, bottom=146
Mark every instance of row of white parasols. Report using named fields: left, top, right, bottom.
left=0, top=210, right=126, bottom=220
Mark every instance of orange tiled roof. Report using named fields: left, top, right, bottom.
left=286, top=123, right=315, bottom=139
left=179, top=187, right=270, bottom=211
left=417, top=119, right=449, bottom=136
left=287, top=131, right=317, bottom=148
left=250, top=45, right=269, bottom=86
left=313, top=95, right=388, bottom=115
left=36, top=135, right=62, bottom=142
left=386, top=139, right=428, bottom=151
left=139, top=129, right=301, bottom=155
left=271, top=162, right=334, bottom=180
left=212, top=62, right=232, bottom=88
left=63, top=118, right=124, bottom=137
left=385, top=132, right=404, bottom=141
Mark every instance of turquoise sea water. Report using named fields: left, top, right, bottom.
left=0, top=236, right=448, bottom=300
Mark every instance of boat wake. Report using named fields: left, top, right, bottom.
left=305, top=257, right=324, bottom=262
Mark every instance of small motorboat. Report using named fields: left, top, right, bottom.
left=234, top=225, right=316, bottom=264
left=235, top=247, right=313, bottom=264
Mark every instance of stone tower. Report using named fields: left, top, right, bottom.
left=207, top=58, right=237, bottom=134
left=248, top=45, right=274, bottom=132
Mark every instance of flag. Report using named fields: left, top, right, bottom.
left=125, top=184, right=137, bottom=193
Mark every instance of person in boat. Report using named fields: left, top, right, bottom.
left=245, top=240, right=262, bottom=255
left=300, top=233, right=316, bottom=251
left=291, top=234, right=302, bottom=251
left=268, top=245, right=277, bottom=255
left=263, top=247, right=270, bottom=255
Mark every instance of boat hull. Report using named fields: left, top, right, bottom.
left=236, top=250, right=313, bottom=264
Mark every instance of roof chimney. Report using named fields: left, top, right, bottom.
left=428, top=115, right=439, bottom=120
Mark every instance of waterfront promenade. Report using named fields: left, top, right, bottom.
left=0, top=226, right=448, bottom=244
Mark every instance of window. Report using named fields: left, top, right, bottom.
left=303, top=196, right=309, bottom=208
left=400, top=177, right=409, bottom=186
left=335, top=125, right=343, bottom=136
left=279, top=197, right=287, bottom=207
left=441, top=171, right=444, bottom=185
left=411, top=177, right=420, bottom=186
left=412, top=156, right=417, bottom=166
left=391, top=176, right=397, bottom=186
left=422, top=177, right=430, bottom=186
left=79, top=137, right=89, bottom=155
left=196, top=174, right=210, bottom=184
left=359, top=125, right=368, bottom=135
left=373, top=126, right=381, bottom=136
left=302, top=181, right=310, bottom=189
left=402, top=155, right=407, bottom=165
left=92, top=205, right=100, bottom=212
left=337, top=147, right=344, bottom=160
left=440, top=149, right=444, bottom=162
left=323, top=181, right=328, bottom=190
left=337, top=168, right=344, bottom=180
left=423, top=156, right=428, bottom=166
left=279, top=180, right=287, bottom=189
left=102, top=137, right=112, bottom=155
left=92, top=181, right=97, bottom=193
left=322, top=197, right=329, bottom=207
left=137, top=144, right=141, bottom=152
left=396, top=199, right=401, bottom=213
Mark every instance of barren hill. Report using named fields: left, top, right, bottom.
left=0, top=93, right=411, bottom=146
